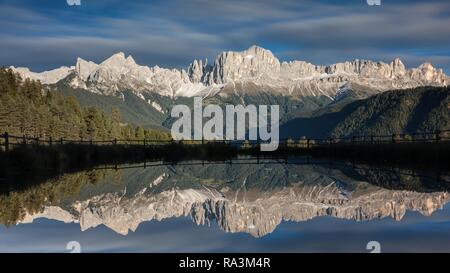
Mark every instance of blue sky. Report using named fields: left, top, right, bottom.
left=1, top=0, right=450, bottom=73
left=3, top=207, right=450, bottom=252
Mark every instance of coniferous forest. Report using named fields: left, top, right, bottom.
left=0, top=68, right=171, bottom=141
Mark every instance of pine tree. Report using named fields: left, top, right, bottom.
left=0, top=68, right=171, bottom=142
left=135, top=126, right=145, bottom=140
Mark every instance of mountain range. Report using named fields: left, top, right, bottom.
left=11, top=45, right=449, bottom=97
left=9, top=45, right=450, bottom=136
left=12, top=162, right=450, bottom=237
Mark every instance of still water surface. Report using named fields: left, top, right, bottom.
left=1, top=158, right=449, bottom=252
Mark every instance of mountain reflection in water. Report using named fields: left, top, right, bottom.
left=2, top=158, right=449, bottom=239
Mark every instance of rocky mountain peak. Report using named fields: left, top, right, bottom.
left=188, top=58, right=211, bottom=83
left=9, top=45, right=450, bottom=99
left=245, top=45, right=276, bottom=59
left=416, top=62, right=447, bottom=84
left=420, top=62, right=434, bottom=70
left=207, top=45, right=281, bottom=84
left=390, top=58, right=406, bottom=76
left=100, top=52, right=128, bottom=66
left=10, top=65, right=73, bottom=85
left=126, top=55, right=136, bottom=64
left=392, top=57, right=404, bottom=66
left=18, top=183, right=449, bottom=237
left=75, top=57, right=98, bottom=81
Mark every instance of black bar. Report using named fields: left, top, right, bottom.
left=1, top=253, right=448, bottom=272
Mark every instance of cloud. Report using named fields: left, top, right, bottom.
left=257, top=3, right=450, bottom=49
left=0, top=0, right=449, bottom=73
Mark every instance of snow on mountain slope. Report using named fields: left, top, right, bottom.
left=17, top=182, right=449, bottom=237
left=10, top=66, right=73, bottom=84
left=194, top=46, right=449, bottom=99
left=72, top=52, right=206, bottom=97
left=10, top=45, right=449, bottom=100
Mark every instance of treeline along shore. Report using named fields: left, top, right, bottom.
left=1, top=136, right=449, bottom=191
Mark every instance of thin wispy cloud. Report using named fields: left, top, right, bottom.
left=0, top=0, right=449, bottom=73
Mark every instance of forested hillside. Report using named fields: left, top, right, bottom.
left=0, top=68, right=170, bottom=141
left=281, top=86, right=450, bottom=139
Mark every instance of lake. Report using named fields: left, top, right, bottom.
left=1, top=157, right=450, bottom=253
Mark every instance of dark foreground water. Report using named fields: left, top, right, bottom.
left=1, top=157, right=449, bottom=253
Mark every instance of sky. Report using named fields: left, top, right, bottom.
left=0, top=0, right=450, bottom=73
left=3, top=207, right=450, bottom=252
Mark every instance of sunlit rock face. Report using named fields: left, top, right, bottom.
left=190, top=184, right=448, bottom=237
left=201, top=46, right=449, bottom=99
left=71, top=52, right=203, bottom=97
left=10, top=45, right=449, bottom=100
left=17, top=163, right=450, bottom=237
left=70, top=188, right=224, bottom=235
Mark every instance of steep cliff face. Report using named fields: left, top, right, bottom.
left=188, top=46, right=448, bottom=100
left=206, top=45, right=281, bottom=85
left=192, top=185, right=448, bottom=237
left=71, top=52, right=203, bottom=97
left=13, top=161, right=450, bottom=237
left=10, top=45, right=449, bottom=100
left=18, top=178, right=449, bottom=237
